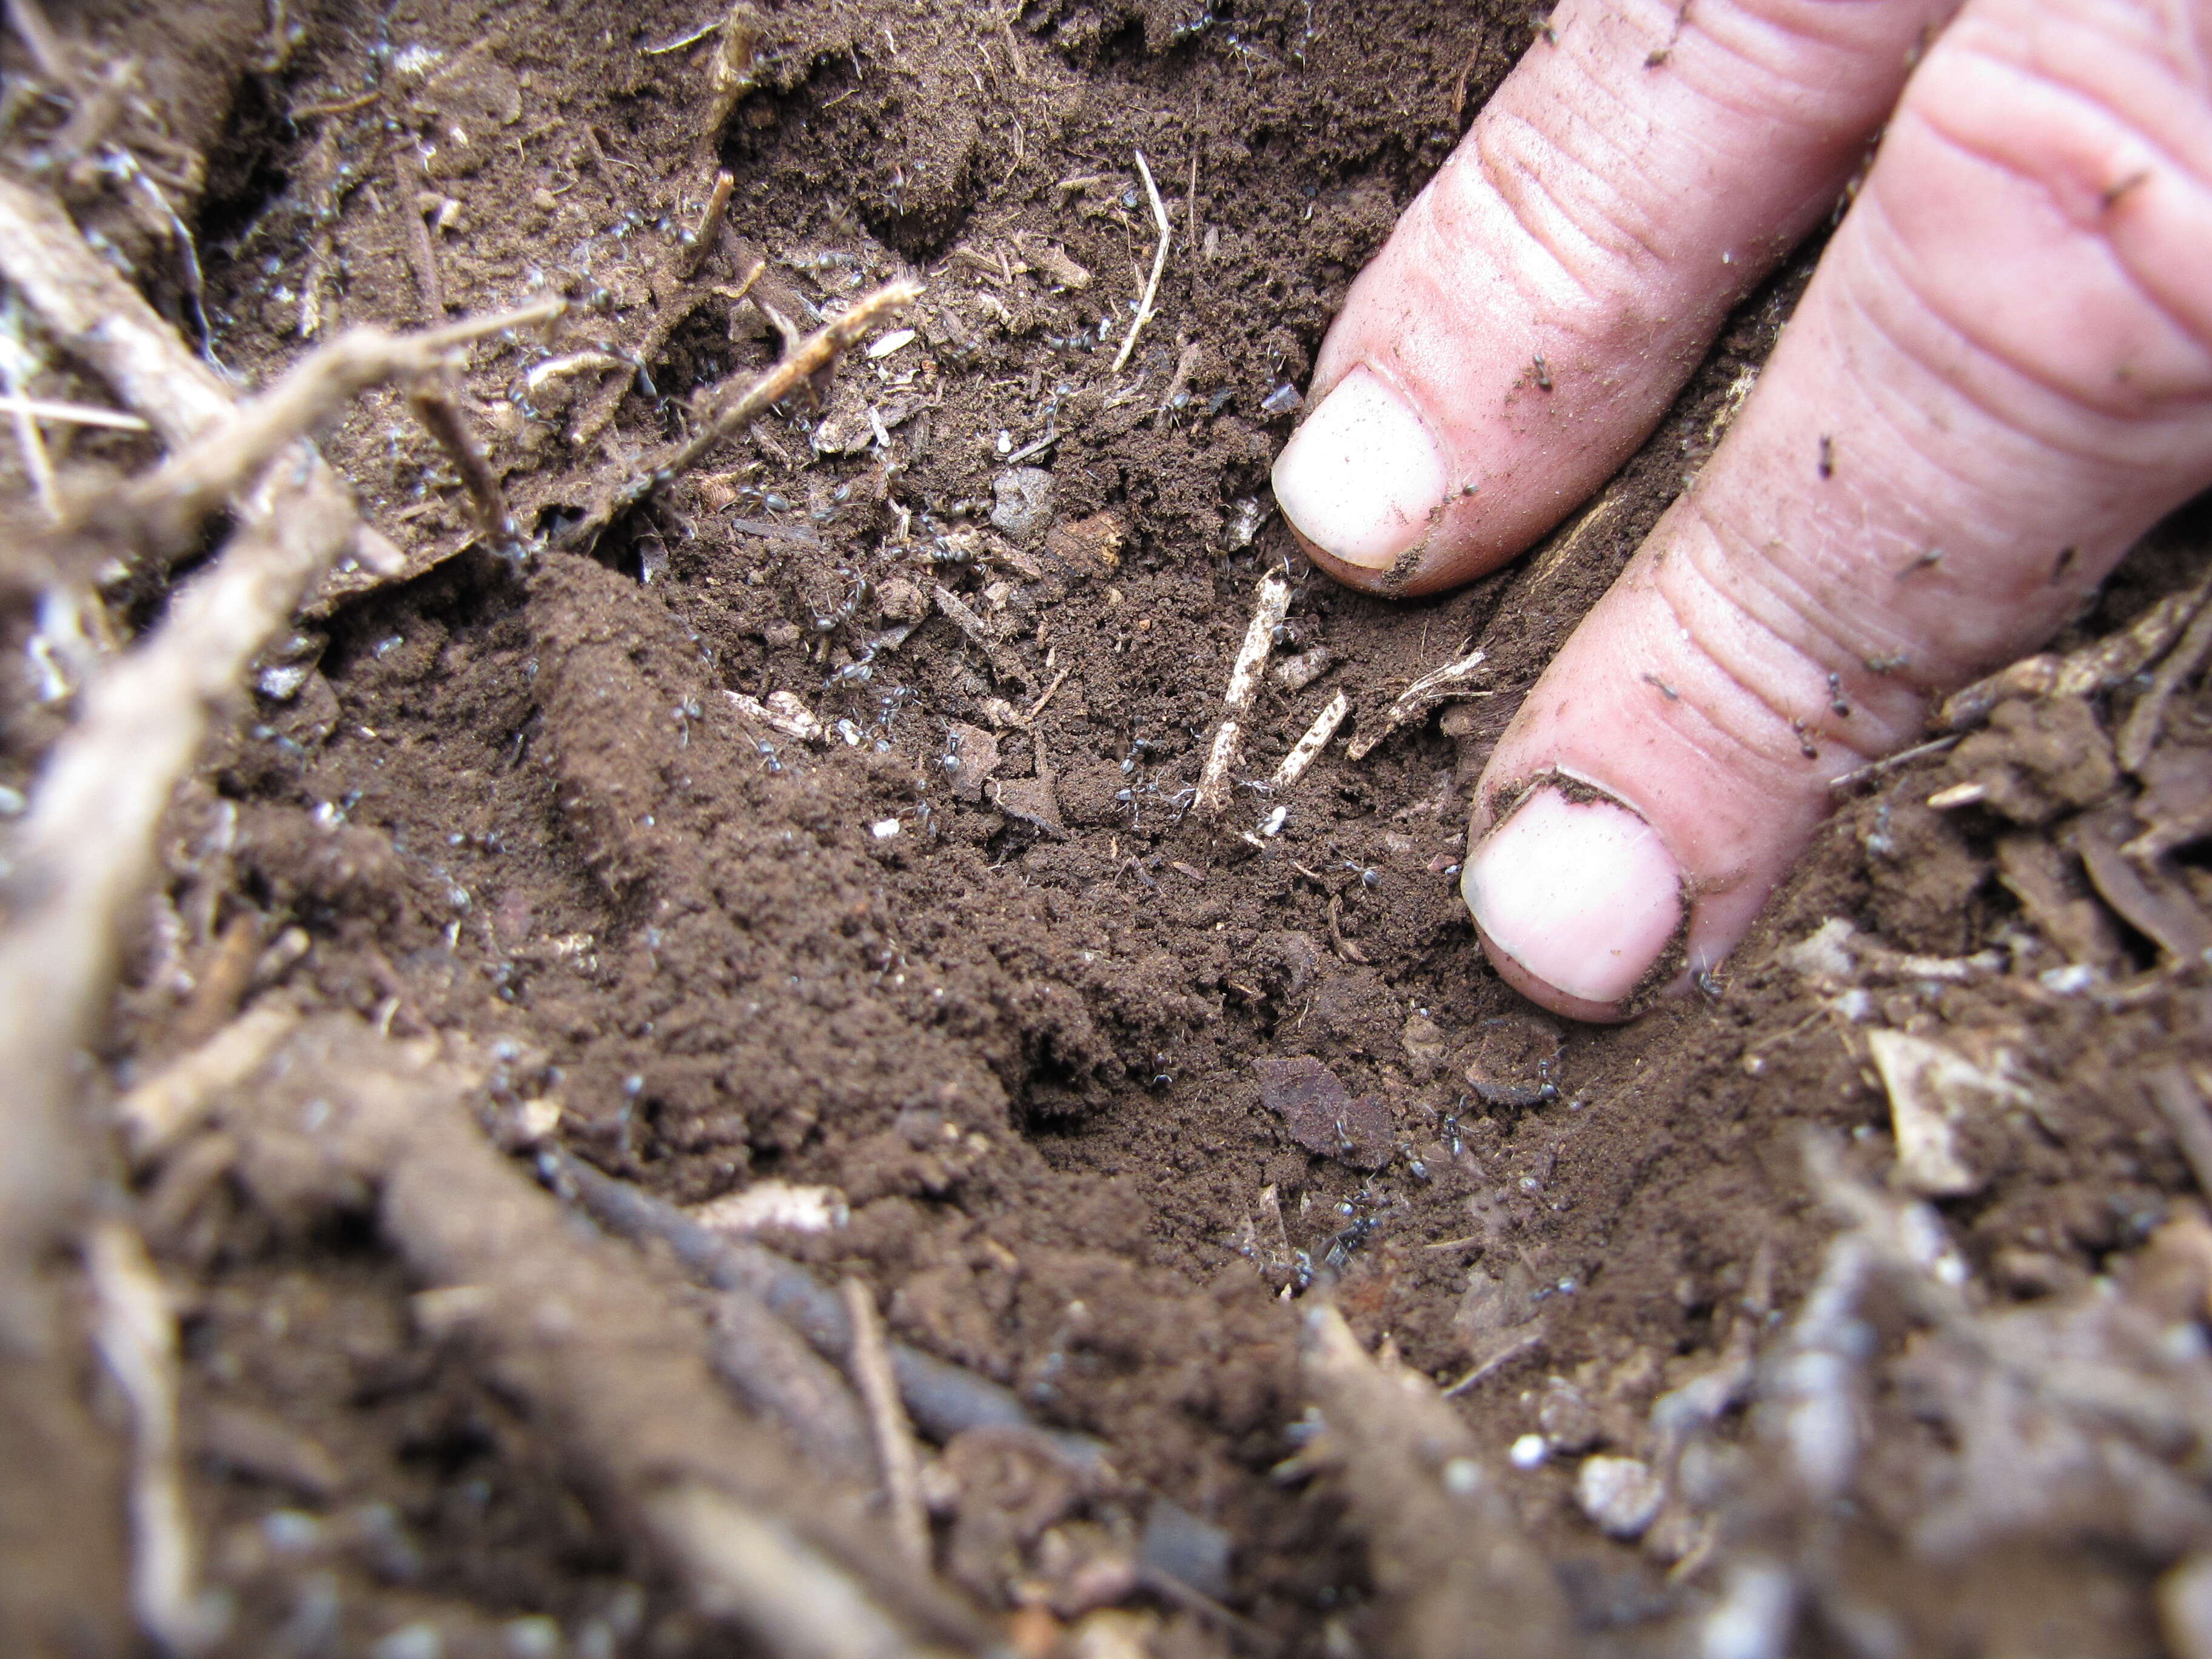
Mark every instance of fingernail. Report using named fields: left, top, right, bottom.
left=1462, top=785, right=1683, bottom=1007
left=1270, top=367, right=1446, bottom=569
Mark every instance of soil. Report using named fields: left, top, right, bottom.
left=5, top=0, right=2212, bottom=1655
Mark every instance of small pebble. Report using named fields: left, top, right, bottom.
left=870, top=819, right=901, bottom=840
left=369, top=1626, right=441, bottom=1659
left=1441, top=1456, right=1484, bottom=1496
left=1509, top=1433, right=1549, bottom=1470
left=1575, top=1455, right=1664, bottom=1540
left=990, top=466, right=1056, bottom=540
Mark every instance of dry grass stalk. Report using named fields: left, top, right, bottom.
left=0, top=349, right=60, bottom=521
left=1110, top=150, right=1171, bottom=376
left=0, top=392, right=150, bottom=429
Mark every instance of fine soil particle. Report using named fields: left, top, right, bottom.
left=6, top=0, right=2212, bottom=1654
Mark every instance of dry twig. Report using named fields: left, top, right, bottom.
left=842, top=1278, right=931, bottom=1570
left=0, top=178, right=418, bottom=611
left=1346, top=646, right=1489, bottom=761
left=407, top=380, right=521, bottom=554
left=555, top=279, right=918, bottom=556
left=705, top=1278, right=878, bottom=1486
left=0, top=460, right=355, bottom=1324
left=1828, top=732, right=1961, bottom=794
left=85, top=300, right=561, bottom=569
left=566, top=217, right=762, bottom=451
left=679, top=169, right=738, bottom=281
left=116, top=1002, right=304, bottom=1166
left=0, top=176, right=236, bottom=444
left=220, top=1018, right=988, bottom=1659
left=545, top=1149, right=1107, bottom=1473
left=2149, top=1067, right=2212, bottom=1201
left=1298, top=1303, right=1571, bottom=1659
left=89, top=1221, right=226, bottom=1656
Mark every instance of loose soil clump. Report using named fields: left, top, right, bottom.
left=3, top=1, right=2212, bottom=1655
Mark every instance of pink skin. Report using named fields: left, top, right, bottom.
left=1273, top=0, right=1963, bottom=594
left=1276, top=0, right=2212, bottom=1019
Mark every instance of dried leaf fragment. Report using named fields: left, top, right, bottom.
left=1253, top=1056, right=1393, bottom=1168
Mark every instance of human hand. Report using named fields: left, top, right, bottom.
left=1270, top=0, right=2212, bottom=1020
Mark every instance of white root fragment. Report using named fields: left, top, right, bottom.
left=118, top=1001, right=303, bottom=1165
left=841, top=1278, right=931, bottom=1572
left=0, top=392, right=151, bottom=429
left=525, top=349, right=629, bottom=390
left=725, top=689, right=826, bottom=746
left=1346, top=646, right=1489, bottom=761
left=691, top=1182, right=849, bottom=1237
left=1195, top=573, right=1290, bottom=816
left=1272, top=689, right=1350, bottom=793
left=1109, top=149, right=1171, bottom=376
left=89, top=1221, right=227, bottom=1656
left=1926, top=780, right=1987, bottom=810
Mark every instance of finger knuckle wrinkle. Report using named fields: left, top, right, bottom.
left=1466, top=115, right=1664, bottom=313
left=1664, top=528, right=1886, bottom=768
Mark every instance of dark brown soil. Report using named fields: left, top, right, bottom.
left=6, top=0, right=2212, bottom=1654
